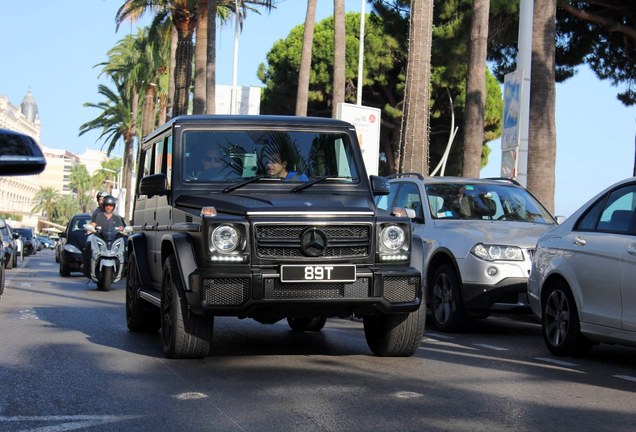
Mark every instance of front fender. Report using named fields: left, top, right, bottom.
left=160, top=232, right=197, bottom=293
left=127, top=233, right=151, bottom=289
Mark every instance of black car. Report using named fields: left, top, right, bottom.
left=59, top=213, right=91, bottom=276
left=0, top=218, right=19, bottom=269
left=13, top=227, right=37, bottom=257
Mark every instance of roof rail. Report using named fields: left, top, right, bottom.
left=386, top=172, right=425, bottom=180
left=484, top=177, right=521, bottom=186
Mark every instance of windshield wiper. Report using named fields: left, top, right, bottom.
left=222, top=175, right=267, bottom=193
left=291, top=176, right=353, bottom=193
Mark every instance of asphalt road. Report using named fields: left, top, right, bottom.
left=1, top=250, right=635, bottom=432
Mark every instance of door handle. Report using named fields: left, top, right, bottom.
left=628, top=243, right=636, bottom=255
left=573, top=236, right=586, bottom=246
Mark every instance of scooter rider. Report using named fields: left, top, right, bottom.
left=92, top=191, right=106, bottom=222
left=84, top=195, right=126, bottom=277
left=92, top=195, right=126, bottom=231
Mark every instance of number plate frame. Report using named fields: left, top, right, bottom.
left=280, top=264, right=356, bottom=283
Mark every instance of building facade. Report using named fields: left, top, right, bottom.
left=1, top=91, right=110, bottom=230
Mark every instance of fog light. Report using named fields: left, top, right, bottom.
left=486, top=266, right=498, bottom=276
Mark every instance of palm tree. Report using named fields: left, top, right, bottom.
left=398, top=0, right=434, bottom=175
left=332, top=0, right=346, bottom=117
left=53, top=196, right=81, bottom=226
left=117, top=0, right=197, bottom=117
left=461, top=0, right=490, bottom=178
left=296, top=0, right=317, bottom=116
left=68, top=165, right=94, bottom=213
left=194, top=0, right=209, bottom=114
left=527, top=0, right=557, bottom=213
left=32, top=187, right=61, bottom=218
left=79, top=80, right=136, bottom=218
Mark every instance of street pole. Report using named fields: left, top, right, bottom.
left=356, top=0, right=366, bottom=105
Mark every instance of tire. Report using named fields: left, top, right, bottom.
left=98, top=266, right=113, bottom=291
left=160, top=255, right=213, bottom=359
left=6, top=251, right=14, bottom=269
left=59, top=259, right=70, bottom=277
left=126, top=254, right=160, bottom=332
left=287, top=317, right=327, bottom=332
left=542, top=280, right=592, bottom=357
left=0, top=265, right=5, bottom=297
left=363, top=296, right=426, bottom=357
left=429, top=263, right=469, bottom=332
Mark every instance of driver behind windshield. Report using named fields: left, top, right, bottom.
left=262, top=144, right=308, bottom=181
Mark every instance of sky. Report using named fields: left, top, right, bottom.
left=1, top=0, right=634, bottom=217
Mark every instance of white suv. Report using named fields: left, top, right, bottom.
left=376, top=174, right=557, bottom=331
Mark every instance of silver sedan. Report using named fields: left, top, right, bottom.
left=528, top=176, right=636, bottom=356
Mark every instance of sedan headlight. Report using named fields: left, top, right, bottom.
left=471, top=243, right=524, bottom=261
left=64, top=243, right=82, bottom=254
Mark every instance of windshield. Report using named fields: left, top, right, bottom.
left=425, top=183, right=555, bottom=224
left=181, top=129, right=359, bottom=184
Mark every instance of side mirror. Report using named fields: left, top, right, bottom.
left=370, top=175, right=390, bottom=196
left=0, top=129, right=47, bottom=175
left=84, top=223, right=96, bottom=233
left=139, top=173, right=168, bottom=198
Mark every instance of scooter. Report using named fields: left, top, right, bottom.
left=84, top=224, right=132, bottom=291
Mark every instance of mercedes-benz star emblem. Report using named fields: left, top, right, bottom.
left=300, top=228, right=328, bottom=257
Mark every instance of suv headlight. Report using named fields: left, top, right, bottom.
left=208, top=223, right=247, bottom=262
left=212, top=225, right=239, bottom=252
left=377, top=223, right=410, bottom=262
left=471, top=243, right=523, bottom=261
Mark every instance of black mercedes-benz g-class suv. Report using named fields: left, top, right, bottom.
left=126, top=115, right=425, bottom=358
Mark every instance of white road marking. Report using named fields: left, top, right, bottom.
left=0, top=415, right=142, bottom=432
left=173, top=392, right=208, bottom=400
left=393, top=391, right=423, bottom=399
left=424, top=332, right=455, bottom=340
left=613, top=375, right=636, bottom=383
left=535, top=357, right=579, bottom=367
left=473, top=343, right=509, bottom=351
left=18, top=309, right=39, bottom=320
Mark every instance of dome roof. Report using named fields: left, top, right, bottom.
left=21, top=88, right=39, bottom=123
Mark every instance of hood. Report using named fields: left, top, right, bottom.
left=432, top=219, right=554, bottom=248
left=175, top=192, right=376, bottom=216
left=67, top=229, right=90, bottom=249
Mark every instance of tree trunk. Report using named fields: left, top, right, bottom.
left=168, top=26, right=178, bottom=119
left=398, top=0, right=434, bottom=175
left=141, top=84, right=158, bottom=138
left=122, top=133, right=135, bottom=221
left=173, top=35, right=195, bottom=117
left=461, top=0, right=490, bottom=178
left=193, top=0, right=208, bottom=114
left=296, top=0, right=317, bottom=116
left=527, top=0, right=557, bottom=214
left=206, top=0, right=218, bottom=114
left=332, top=0, right=346, bottom=117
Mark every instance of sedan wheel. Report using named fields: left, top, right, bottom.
left=542, top=281, right=592, bottom=357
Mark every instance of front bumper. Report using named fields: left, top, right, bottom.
left=62, top=250, right=84, bottom=271
left=186, top=265, right=422, bottom=319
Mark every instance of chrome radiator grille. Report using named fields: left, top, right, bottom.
left=255, top=224, right=371, bottom=259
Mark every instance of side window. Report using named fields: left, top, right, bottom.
left=165, top=135, right=173, bottom=189
left=576, top=183, right=636, bottom=234
left=142, top=148, right=153, bottom=177
left=394, top=182, right=423, bottom=220
left=154, top=138, right=164, bottom=174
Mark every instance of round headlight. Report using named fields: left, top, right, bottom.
left=212, top=225, right=239, bottom=252
left=380, top=225, right=405, bottom=250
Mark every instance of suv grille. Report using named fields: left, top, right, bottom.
left=255, top=224, right=371, bottom=260
left=264, top=278, right=370, bottom=299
